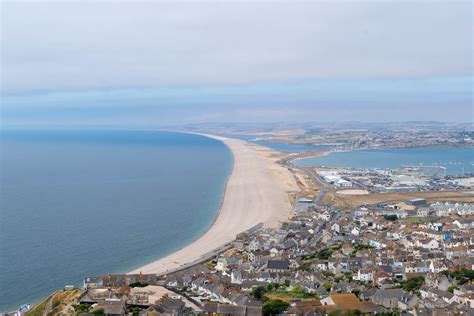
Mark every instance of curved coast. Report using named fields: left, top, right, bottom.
left=129, top=134, right=297, bottom=275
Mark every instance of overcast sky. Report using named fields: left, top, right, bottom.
left=1, top=0, right=473, bottom=126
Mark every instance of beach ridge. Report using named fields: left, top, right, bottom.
left=128, top=133, right=297, bottom=275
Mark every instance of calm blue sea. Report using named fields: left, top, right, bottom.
left=295, top=147, right=474, bottom=176
left=0, top=130, right=232, bottom=311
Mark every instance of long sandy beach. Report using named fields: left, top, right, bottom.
left=129, top=134, right=297, bottom=275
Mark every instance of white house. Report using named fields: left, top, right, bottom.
left=331, top=223, right=341, bottom=234
left=351, top=227, right=360, bottom=236
left=336, top=179, right=352, bottom=188
left=418, top=239, right=440, bottom=250
left=354, top=268, right=374, bottom=282
left=248, top=239, right=261, bottom=251
left=231, top=271, right=242, bottom=284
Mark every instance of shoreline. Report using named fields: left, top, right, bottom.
left=128, top=133, right=297, bottom=275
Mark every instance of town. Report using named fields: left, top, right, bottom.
left=2, top=0, right=473, bottom=313
left=20, top=196, right=474, bottom=315
left=181, top=121, right=474, bottom=152
left=12, top=132, right=474, bottom=316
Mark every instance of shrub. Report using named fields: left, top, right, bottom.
left=447, top=285, right=459, bottom=293
left=266, top=283, right=279, bottom=291
left=291, top=286, right=305, bottom=295
left=73, top=304, right=92, bottom=315
left=317, top=248, right=333, bottom=260
left=400, top=276, right=424, bottom=292
left=263, top=299, right=290, bottom=316
left=128, top=307, right=141, bottom=316
left=91, top=309, right=105, bottom=316
left=449, top=269, right=474, bottom=283
left=384, top=215, right=398, bottom=221
left=251, top=286, right=267, bottom=300
left=324, top=283, right=332, bottom=292
left=129, top=282, right=148, bottom=288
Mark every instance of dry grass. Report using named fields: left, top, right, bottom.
left=323, top=190, right=474, bottom=208
left=26, top=289, right=82, bottom=316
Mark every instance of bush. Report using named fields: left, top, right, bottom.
left=128, top=307, right=141, bottom=316
left=447, top=285, right=459, bottom=293
left=251, top=286, right=267, bottom=300
left=324, top=283, right=332, bottom=292
left=291, top=286, right=305, bottom=295
left=384, top=215, right=398, bottom=221
left=345, top=272, right=353, bottom=281
left=263, top=299, right=290, bottom=316
left=266, top=283, right=279, bottom=291
left=317, top=248, right=333, bottom=260
left=73, top=304, right=92, bottom=315
left=353, top=244, right=373, bottom=251
left=129, top=282, right=148, bottom=288
left=322, top=271, right=335, bottom=278
left=400, top=276, right=424, bottom=292
left=448, top=269, right=474, bottom=284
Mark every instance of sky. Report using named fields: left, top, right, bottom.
left=1, top=0, right=473, bottom=127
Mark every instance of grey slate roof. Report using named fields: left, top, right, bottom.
left=266, top=259, right=289, bottom=270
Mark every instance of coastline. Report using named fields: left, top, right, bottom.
left=128, top=133, right=298, bottom=275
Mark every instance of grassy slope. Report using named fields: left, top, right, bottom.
left=25, top=289, right=82, bottom=316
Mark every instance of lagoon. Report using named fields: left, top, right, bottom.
left=295, top=147, right=474, bottom=176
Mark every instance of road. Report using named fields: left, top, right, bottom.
left=302, top=167, right=331, bottom=205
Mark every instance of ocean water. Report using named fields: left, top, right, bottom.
left=295, top=147, right=474, bottom=176
left=0, top=130, right=232, bottom=311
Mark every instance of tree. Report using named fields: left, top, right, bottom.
left=400, top=276, right=424, bottom=292
left=263, top=299, right=290, bottom=316
left=73, top=304, right=92, bottom=315
left=317, top=248, right=333, bottom=260
left=129, top=282, right=148, bottom=288
left=266, top=283, right=279, bottom=291
left=448, top=269, right=474, bottom=284
left=251, top=286, right=267, bottom=300
left=324, top=283, right=332, bottom=292
left=447, top=285, right=459, bottom=293
left=128, top=307, right=141, bottom=316
left=91, top=309, right=105, bottom=316
left=384, top=215, right=398, bottom=221
left=291, top=286, right=305, bottom=295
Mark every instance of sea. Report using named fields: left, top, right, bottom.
left=0, top=130, right=233, bottom=311
left=295, top=147, right=474, bottom=176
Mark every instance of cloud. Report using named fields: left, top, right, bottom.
left=2, top=0, right=472, bottom=93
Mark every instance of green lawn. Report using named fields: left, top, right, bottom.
left=401, top=217, right=431, bottom=224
